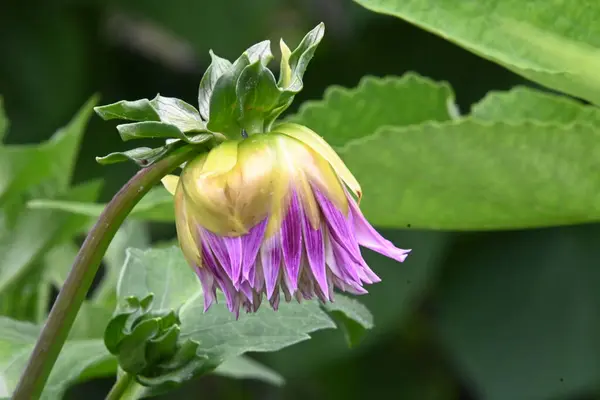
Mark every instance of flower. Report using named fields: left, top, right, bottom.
left=162, top=123, right=410, bottom=316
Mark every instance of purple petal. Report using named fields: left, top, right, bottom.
left=349, top=198, right=411, bottom=262
left=280, top=191, right=303, bottom=292
left=260, top=231, right=282, bottom=299
left=202, top=229, right=243, bottom=286
left=313, top=188, right=363, bottom=264
left=241, top=219, right=268, bottom=283
left=269, top=289, right=281, bottom=310
left=302, top=217, right=328, bottom=300
left=195, top=266, right=216, bottom=311
left=333, top=276, right=368, bottom=295
left=200, top=238, right=235, bottom=311
left=330, top=235, right=362, bottom=285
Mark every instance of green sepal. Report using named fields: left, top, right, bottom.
left=205, top=24, right=324, bottom=136
left=198, top=51, right=232, bottom=121
left=206, top=41, right=274, bottom=137
left=236, top=61, right=282, bottom=134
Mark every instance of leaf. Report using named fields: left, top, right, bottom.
left=93, top=98, right=161, bottom=122
left=213, top=355, right=284, bottom=386
left=288, top=74, right=456, bottom=147
left=198, top=51, right=232, bottom=121
left=113, top=246, right=373, bottom=384
left=0, top=96, right=98, bottom=200
left=116, top=122, right=211, bottom=144
left=354, top=0, right=600, bottom=105
left=322, top=296, right=374, bottom=347
left=0, top=97, right=7, bottom=143
left=93, top=221, right=151, bottom=309
left=471, top=86, right=600, bottom=125
left=433, top=225, right=600, bottom=400
left=0, top=180, right=102, bottom=295
left=28, top=186, right=175, bottom=223
left=0, top=317, right=115, bottom=400
left=96, top=144, right=179, bottom=167
left=150, top=96, right=206, bottom=132
left=339, top=119, right=600, bottom=230
left=96, top=95, right=206, bottom=132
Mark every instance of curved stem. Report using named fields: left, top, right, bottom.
left=12, top=146, right=198, bottom=400
left=105, top=372, right=135, bottom=400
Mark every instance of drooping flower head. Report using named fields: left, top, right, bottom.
left=162, top=123, right=410, bottom=316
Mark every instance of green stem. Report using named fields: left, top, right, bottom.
left=12, top=146, right=198, bottom=400
left=105, top=372, right=135, bottom=400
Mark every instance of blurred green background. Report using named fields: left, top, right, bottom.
left=2, top=1, right=598, bottom=399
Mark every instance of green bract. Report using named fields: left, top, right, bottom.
left=94, top=23, right=324, bottom=166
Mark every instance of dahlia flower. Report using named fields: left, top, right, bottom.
left=162, top=123, right=410, bottom=315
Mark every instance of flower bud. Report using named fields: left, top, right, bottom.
left=162, top=123, right=410, bottom=316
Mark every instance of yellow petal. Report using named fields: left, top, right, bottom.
left=161, top=174, right=179, bottom=195
left=174, top=185, right=201, bottom=267
left=273, top=123, right=362, bottom=201
left=201, top=140, right=240, bottom=177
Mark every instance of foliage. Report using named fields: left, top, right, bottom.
left=1, top=1, right=600, bottom=399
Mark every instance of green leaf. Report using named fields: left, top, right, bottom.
left=354, top=0, right=600, bottom=105
left=471, top=86, right=600, bottom=125
left=0, top=97, right=7, bottom=143
left=322, top=296, right=374, bottom=347
left=150, top=96, right=206, bottom=132
left=93, top=98, right=160, bottom=122
left=213, top=355, right=284, bottom=386
left=96, top=95, right=206, bottom=132
left=339, top=119, right=600, bottom=230
left=0, top=180, right=101, bottom=296
left=95, top=144, right=179, bottom=167
left=288, top=74, right=456, bottom=147
left=198, top=51, right=232, bottom=121
left=434, top=225, right=600, bottom=400
left=111, top=246, right=373, bottom=388
left=28, top=186, right=175, bottom=223
left=69, top=302, right=114, bottom=340
left=0, top=317, right=115, bottom=400
left=93, top=221, right=151, bottom=309
left=0, top=95, right=98, bottom=200
left=116, top=122, right=211, bottom=144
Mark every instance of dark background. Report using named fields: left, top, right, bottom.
left=2, top=1, right=598, bottom=399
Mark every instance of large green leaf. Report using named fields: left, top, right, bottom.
left=109, top=246, right=373, bottom=389
left=433, top=225, right=600, bottom=400
left=0, top=181, right=101, bottom=298
left=354, top=0, right=600, bottom=105
left=28, top=186, right=174, bottom=223
left=288, top=74, right=455, bottom=147
left=93, top=221, right=151, bottom=309
left=340, top=119, right=600, bottom=230
left=213, top=355, right=284, bottom=387
left=471, top=86, right=600, bottom=125
left=0, top=317, right=115, bottom=400
left=0, top=97, right=7, bottom=143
